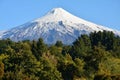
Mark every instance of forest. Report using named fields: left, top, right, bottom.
left=0, top=30, right=120, bottom=80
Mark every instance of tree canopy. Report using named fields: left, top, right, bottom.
left=0, top=31, right=120, bottom=80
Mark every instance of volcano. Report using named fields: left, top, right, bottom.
left=1, top=8, right=120, bottom=44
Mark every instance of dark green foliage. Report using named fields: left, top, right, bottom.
left=58, top=54, right=77, bottom=80
left=37, top=38, right=47, bottom=55
left=55, top=40, right=63, bottom=47
left=0, top=31, right=120, bottom=80
left=69, top=34, right=91, bottom=59
left=62, top=45, right=71, bottom=55
left=90, top=31, right=115, bottom=50
left=31, top=38, right=47, bottom=60
left=49, top=45, right=62, bottom=56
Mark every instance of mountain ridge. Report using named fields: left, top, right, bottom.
left=1, top=8, right=120, bottom=44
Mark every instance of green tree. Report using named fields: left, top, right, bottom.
left=36, top=38, right=47, bottom=60
left=38, top=56, right=62, bottom=80
left=0, top=61, right=4, bottom=79
left=70, top=34, right=91, bottom=59
left=55, top=40, right=63, bottom=47
left=31, top=40, right=38, bottom=60
left=90, top=31, right=115, bottom=50
left=31, top=38, right=48, bottom=60
left=3, top=42, right=40, bottom=79
left=74, top=58, right=85, bottom=77
left=58, top=54, right=77, bottom=80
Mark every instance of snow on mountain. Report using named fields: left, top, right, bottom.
left=1, top=8, right=120, bottom=44
left=0, top=30, right=7, bottom=38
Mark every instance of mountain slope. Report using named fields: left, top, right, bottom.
left=1, top=8, right=120, bottom=44
left=0, top=30, right=7, bottom=38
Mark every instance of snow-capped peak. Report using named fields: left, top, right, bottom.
left=33, top=8, right=109, bottom=32
left=47, top=8, right=66, bottom=15
left=1, top=8, right=120, bottom=44
left=34, top=8, right=85, bottom=23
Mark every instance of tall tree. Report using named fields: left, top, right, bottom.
left=31, top=38, right=47, bottom=60
left=70, top=34, right=91, bottom=59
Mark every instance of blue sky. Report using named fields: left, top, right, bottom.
left=0, top=0, right=120, bottom=31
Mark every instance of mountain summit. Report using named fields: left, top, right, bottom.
left=1, top=8, right=120, bottom=44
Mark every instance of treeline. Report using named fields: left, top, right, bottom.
left=0, top=30, right=120, bottom=80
